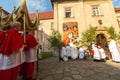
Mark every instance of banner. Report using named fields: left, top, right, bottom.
left=63, top=22, right=78, bottom=45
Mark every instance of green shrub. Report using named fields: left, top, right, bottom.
left=47, top=30, right=63, bottom=49
left=41, top=52, right=53, bottom=59
left=107, top=26, right=117, bottom=39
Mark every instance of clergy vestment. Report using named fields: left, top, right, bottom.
left=66, top=45, right=71, bottom=57
left=71, top=45, right=78, bottom=60
left=108, top=39, right=120, bottom=62
left=0, top=29, right=24, bottom=80
left=61, top=46, right=68, bottom=61
left=22, top=33, right=38, bottom=80
left=78, top=48, right=85, bottom=59
left=93, top=45, right=101, bottom=61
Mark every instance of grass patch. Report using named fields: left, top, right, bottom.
left=41, top=52, right=53, bottom=59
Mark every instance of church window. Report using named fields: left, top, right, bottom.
left=92, top=5, right=101, bottom=16
left=65, top=7, right=72, bottom=18
left=51, top=22, right=54, bottom=30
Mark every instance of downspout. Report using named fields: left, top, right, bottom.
left=57, top=2, right=59, bottom=31
left=57, top=2, right=61, bottom=61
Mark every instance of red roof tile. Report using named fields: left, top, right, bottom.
left=29, top=11, right=53, bottom=20
left=114, top=8, right=120, bottom=12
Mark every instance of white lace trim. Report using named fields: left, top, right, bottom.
left=0, top=47, right=25, bottom=70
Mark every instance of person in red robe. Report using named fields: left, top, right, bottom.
left=22, top=31, right=38, bottom=80
left=0, top=21, right=25, bottom=80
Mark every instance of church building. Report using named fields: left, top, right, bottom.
left=30, top=0, right=120, bottom=52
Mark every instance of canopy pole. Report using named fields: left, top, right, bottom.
left=24, top=14, right=26, bottom=44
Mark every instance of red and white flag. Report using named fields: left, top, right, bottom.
left=40, top=27, right=44, bottom=42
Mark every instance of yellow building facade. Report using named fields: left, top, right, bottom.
left=35, top=0, right=120, bottom=52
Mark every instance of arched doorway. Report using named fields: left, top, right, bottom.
left=96, top=34, right=108, bottom=49
left=96, top=34, right=112, bottom=59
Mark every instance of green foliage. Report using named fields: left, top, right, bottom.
left=107, top=26, right=117, bottom=39
left=81, top=27, right=96, bottom=46
left=47, top=30, right=63, bottom=49
left=41, top=52, right=53, bottom=59
left=117, top=32, right=120, bottom=40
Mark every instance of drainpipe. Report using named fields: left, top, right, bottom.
left=57, top=2, right=59, bottom=31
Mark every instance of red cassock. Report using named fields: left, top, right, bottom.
left=0, top=31, right=5, bottom=53
left=0, top=29, right=24, bottom=80
left=22, top=34, right=38, bottom=80
left=0, top=66, right=20, bottom=80
left=24, top=34, right=38, bottom=51
left=1, top=29, right=24, bottom=55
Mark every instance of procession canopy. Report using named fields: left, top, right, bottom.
left=0, top=0, right=39, bottom=30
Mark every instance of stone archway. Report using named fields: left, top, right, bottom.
left=96, top=33, right=108, bottom=49
left=95, top=24, right=112, bottom=59
left=96, top=33, right=112, bottom=59
left=95, top=24, right=109, bottom=49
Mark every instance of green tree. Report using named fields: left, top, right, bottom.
left=117, top=32, right=120, bottom=40
left=81, top=27, right=96, bottom=47
left=47, top=30, right=63, bottom=61
left=107, top=26, right=117, bottom=39
left=48, top=30, right=63, bottom=49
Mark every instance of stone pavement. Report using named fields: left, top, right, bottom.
left=34, top=57, right=120, bottom=80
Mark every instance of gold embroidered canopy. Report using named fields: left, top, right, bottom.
left=0, top=0, right=39, bottom=30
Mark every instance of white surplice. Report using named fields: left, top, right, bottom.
left=66, top=45, right=71, bottom=57
left=98, top=48, right=106, bottom=59
left=71, top=45, right=78, bottom=59
left=108, top=40, right=120, bottom=62
left=93, top=46, right=101, bottom=60
left=61, top=46, right=68, bottom=61
left=0, top=46, right=25, bottom=70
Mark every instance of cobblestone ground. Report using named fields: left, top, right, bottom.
left=35, top=57, right=120, bottom=80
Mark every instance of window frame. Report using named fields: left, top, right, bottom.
left=92, top=5, right=101, bottom=16
left=64, top=7, right=73, bottom=18
left=51, top=22, right=54, bottom=30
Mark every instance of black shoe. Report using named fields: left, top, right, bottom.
left=93, top=59, right=100, bottom=62
left=59, top=57, right=63, bottom=62
left=100, top=59, right=106, bottom=62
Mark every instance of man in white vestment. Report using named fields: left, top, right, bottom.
left=70, top=43, right=78, bottom=60
left=93, top=44, right=101, bottom=62
left=108, top=37, right=120, bottom=62
left=98, top=45, right=106, bottom=62
left=66, top=44, right=71, bottom=59
left=78, top=47, right=85, bottom=59
left=61, top=45, right=68, bottom=61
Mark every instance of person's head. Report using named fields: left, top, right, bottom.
left=94, top=43, right=97, bottom=47
left=67, top=44, right=69, bottom=46
left=97, top=44, right=101, bottom=48
left=10, top=21, right=22, bottom=31
left=63, top=44, right=66, bottom=47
